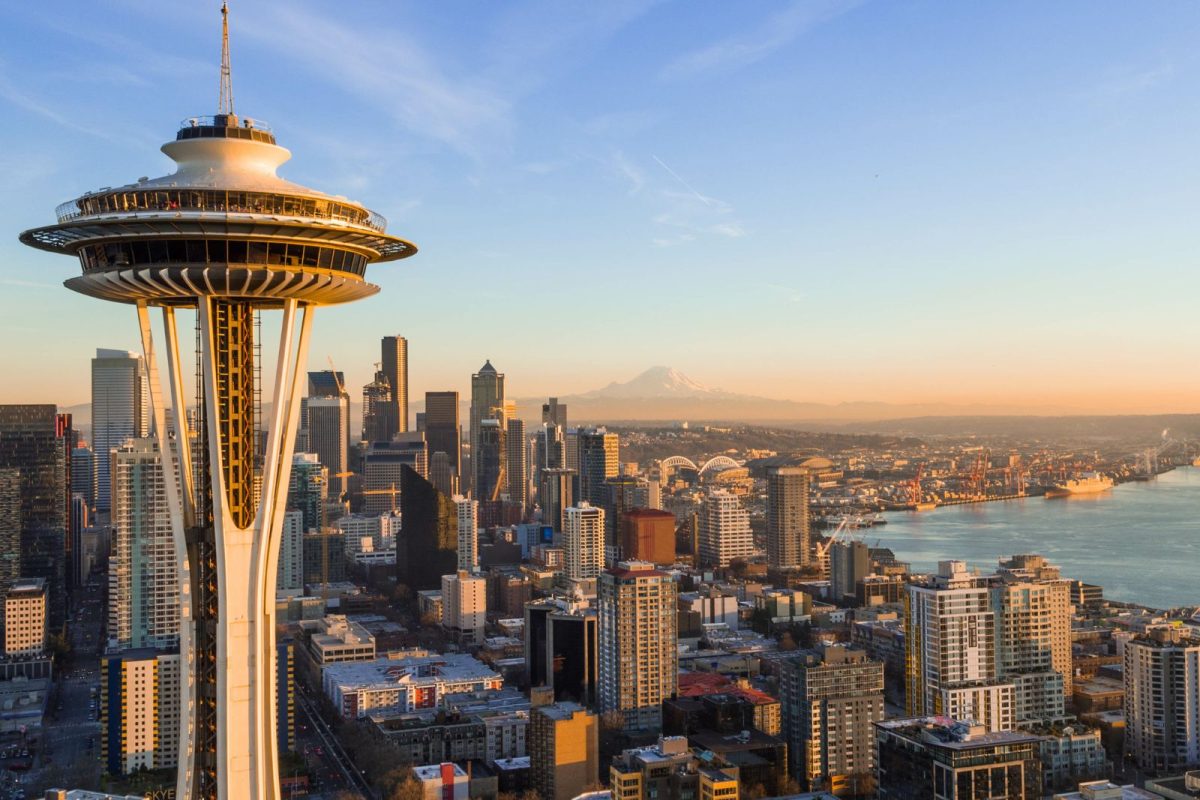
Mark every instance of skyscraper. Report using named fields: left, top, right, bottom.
left=398, top=465, right=459, bottom=591
left=541, top=397, right=568, bottom=428
left=469, top=360, right=505, bottom=494
left=540, top=467, right=576, bottom=534
left=767, top=465, right=811, bottom=573
left=362, top=434, right=427, bottom=514
left=619, top=508, right=676, bottom=565
left=598, top=561, right=678, bottom=732
left=1124, top=627, right=1200, bottom=773
left=381, top=335, right=408, bottom=437
left=91, top=348, right=150, bottom=512
left=697, top=489, right=753, bottom=568
left=424, top=390, right=461, bottom=479
left=454, top=494, right=479, bottom=571
left=577, top=428, right=619, bottom=510
left=525, top=595, right=598, bottom=706
left=306, top=371, right=350, bottom=498
left=0, top=405, right=71, bottom=627
left=109, top=438, right=179, bottom=650
left=905, top=561, right=1015, bottom=732
left=564, top=503, right=605, bottom=581
left=830, top=540, right=870, bottom=604
left=780, top=644, right=884, bottom=794
left=19, top=5, right=418, bottom=793
left=993, top=554, right=1073, bottom=724
left=441, top=570, right=487, bottom=645
left=360, top=369, right=391, bottom=444
left=0, top=470, right=20, bottom=601
left=506, top=417, right=528, bottom=515
left=475, top=418, right=506, bottom=502
left=287, top=453, right=329, bottom=533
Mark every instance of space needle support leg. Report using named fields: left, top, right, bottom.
left=250, top=299, right=312, bottom=799
left=136, top=301, right=198, bottom=798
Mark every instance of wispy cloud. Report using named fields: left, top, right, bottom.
left=660, top=0, right=862, bottom=81
left=236, top=5, right=510, bottom=157
left=633, top=156, right=746, bottom=244
left=1084, top=62, right=1175, bottom=101
left=611, top=151, right=646, bottom=195
left=0, top=278, right=59, bottom=290
left=0, top=68, right=133, bottom=146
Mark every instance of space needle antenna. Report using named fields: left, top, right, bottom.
left=218, top=2, right=234, bottom=116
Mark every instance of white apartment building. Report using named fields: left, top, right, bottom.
left=697, top=489, right=753, bottom=568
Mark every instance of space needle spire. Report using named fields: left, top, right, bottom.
left=20, top=4, right=416, bottom=798
left=218, top=2, right=234, bottom=116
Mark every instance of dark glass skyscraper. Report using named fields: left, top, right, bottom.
left=398, top=465, right=458, bottom=590
left=424, top=390, right=461, bottom=477
left=0, top=405, right=71, bottom=628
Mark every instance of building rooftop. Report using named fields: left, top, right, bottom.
left=324, top=652, right=500, bottom=691
left=534, top=701, right=591, bottom=721
left=877, top=717, right=1042, bottom=750
left=413, top=763, right=467, bottom=781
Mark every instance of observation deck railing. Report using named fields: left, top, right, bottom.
left=55, top=188, right=388, bottom=233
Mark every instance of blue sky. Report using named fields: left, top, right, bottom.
left=2, top=1, right=1199, bottom=412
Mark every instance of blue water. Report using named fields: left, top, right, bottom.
left=876, top=466, right=1200, bottom=610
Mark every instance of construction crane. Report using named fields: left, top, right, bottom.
left=813, top=515, right=867, bottom=562
left=362, top=482, right=401, bottom=512
left=326, top=355, right=345, bottom=395
left=909, top=463, right=924, bottom=506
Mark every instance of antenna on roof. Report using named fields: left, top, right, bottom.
left=218, top=2, right=235, bottom=116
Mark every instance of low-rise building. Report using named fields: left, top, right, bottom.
left=413, top=762, right=469, bottom=800
left=529, top=702, right=599, bottom=800
left=323, top=651, right=503, bottom=719
left=610, top=737, right=740, bottom=800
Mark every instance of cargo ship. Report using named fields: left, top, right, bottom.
left=1045, top=473, right=1114, bottom=498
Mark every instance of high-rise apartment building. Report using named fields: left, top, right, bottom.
left=830, top=540, right=870, bottom=604
left=766, top=465, right=811, bottom=573
left=429, top=451, right=457, bottom=497
left=287, top=453, right=328, bottom=532
left=620, top=508, right=676, bottom=565
left=276, top=511, right=304, bottom=595
left=780, top=644, right=884, bottom=795
left=469, top=360, right=505, bottom=495
left=0, top=406, right=72, bottom=626
left=564, top=503, right=605, bottom=581
left=598, top=561, right=678, bottom=731
left=454, top=495, right=479, bottom=572
left=992, top=554, right=1073, bottom=724
left=306, top=372, right=351, bottom=498
left=1124, top=627, right=1200, bottom=773
left=381, top=335, right=409, bottom=437
left=91, top=349, right=149, bottom=512
left=540, top=467, right=576, bottom=533
left=442, top=570, right=487, bottom=645
left=530, top=702, right=599, bottom=800
left=109, top=438, right=179, bottom=651
left=697, top=489, right=753, bottom=568
left=905, top=561, right=1015, bottom=732
left=100, top=650, right=182, bottom=775
left=3, top=578, right=47, bottom=657
left=577, top=428, right=619, bottom=511
left=506, top=417, right=528, bottom=515
left=424, top=391, right=461, bottom=479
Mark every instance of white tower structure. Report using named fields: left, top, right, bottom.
left=18, top=7, right=416, bottom=799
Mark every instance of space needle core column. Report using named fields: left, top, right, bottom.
left=19, top=6, right=417, bottom=797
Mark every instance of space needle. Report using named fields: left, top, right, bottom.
left=19, top=5, right=416, bottom=798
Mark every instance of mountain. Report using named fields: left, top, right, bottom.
left=514, top=367, right=1084, bottom=424
left=576, top=366, right=729, bottom=400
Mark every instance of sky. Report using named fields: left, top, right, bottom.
left=1, top=1, right=1199, bottom=414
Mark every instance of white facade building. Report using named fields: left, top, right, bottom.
left=454, top=495, right=479, bottom=572
left=697, top=489, right=753, bottom=568
left=442, top=571, right=487, bottom=645
left=564, top=503, right=605, bottom=581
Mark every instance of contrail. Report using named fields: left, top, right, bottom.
left=652, top=154, right=714, bottom=207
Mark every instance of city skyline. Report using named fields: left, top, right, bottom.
left=3, top=2, right=1200, bottom=413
